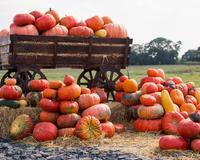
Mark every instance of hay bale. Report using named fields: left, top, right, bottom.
left=0, top=106, right=42, bottom=139
left=106, top=102, right=129, bottom=123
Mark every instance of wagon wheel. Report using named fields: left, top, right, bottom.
left=93, top=66, right=122, bottom=101
left=77, top=68, right=100, bottom=89
left=13, top=67, right=46, bottom=95
left=0, top=69, right=17, bottom=87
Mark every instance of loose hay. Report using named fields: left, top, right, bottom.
left=0, top=106, right=42, bottom=139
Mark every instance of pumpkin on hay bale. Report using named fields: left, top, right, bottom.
left=0, top=106, right=41, bottom=138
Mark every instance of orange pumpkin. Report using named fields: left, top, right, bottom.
left=39, top=98, right=59, bottom=112
left=63, top=75, right=74, bottom=86
left=13, top=13, right=35, bottom=26
left=115, top=81, right=124, bottom=91
left=49, top=80, right=63, bottom=89
left=101, top=121, right=115, bottom=137
left=40, top=111, right=60, bottom=123
left=180, top=103, right=196, bottom=115
left=81, top=88, right=91, bottom=94
left=85, top=16, right=104, bottom=31
left=102, top=16, right=113, bottom=25
left=147, top=68, right=158, bottom=77
left=123, top=79, right=138, bottom=93
left=170, top=89, right=185, bottom=106
left=58, top=128, right=75, bottom=137
left=141, top=82, right=158, bottom=94
left=57, top=113, right=81, bottom=128
left=104, top=23, right=128, bottom=38
left=185, top=95, right=197, bottom=106
left=114, top=124, right=125, bottom=133
left=137, top=104, right=164, bottom=120
left=172, top=77, right=183, bottom=84
left=45, top=8, right=60, bottom=24
left=10, top=24, right=39, bottom=35
left=5, top=78, right=16, bottom=86
left=42, top=25, right=68, bottom=36
left=140, top=94, right=156, bottom=106
left=60, top=16, right=78, bottom=29
left=150, top=92, right=162, bottom=104
left=29, top=10, right=44, bottom=20
left=157, top=69, right=165, bottom=79
left=28, top=79, right=49, bottom=91
left=43, top=88, right=57, bottom=99
left=59, top=101, right=79, bottom=114
left=69, top=26, right=94, bottom=37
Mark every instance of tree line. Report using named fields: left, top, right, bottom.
left=129, top=37, right=199, bottom=65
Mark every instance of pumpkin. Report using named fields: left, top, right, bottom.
left=29, top=10, right=44, bottom=20
left=91, top=88, right=107, bottom=103
left=101, top=121, right=115, bottom=137
left=76, top=20, right=87, bottom=27
left=180, top=111, right=189, bottom=119
left=194, top=89, right=200, bottom=104
left=133, top=119, right=162, bottom=132
left=119, top=75, right=128, bottom=82
left=42, top=25, right=68, bottom=36
left=35, top=14, right=56, bottom=32
left=1, top=85, right=22, bottom=100
left=57, top=113, right=81, bottom=128
left=175, top=83, right=188, bottom=96
left=170, top=89, right=185, bottom=106
left=26, top=91, right=43, bottom=107
left=60, top=16, right=78, bottom=29
left=28, top=79, right=49, bottom=91
left=33, top=122, right=58, bottom=142
left=156, top=84, right=165, bottom=92
left=10, top=114, right=34, bottom=140
left=150, top=92, right=162, bottom=104
left=45, top=8, right=60, bottom=24
left=137, top=104, right=164, bottom=120
left=69, top=26, right=94, bottom=37
left=59, top=101, right=79, bottom=114
left=49, top=80, right=63, bottom=89
left=197, top=104, right=200, bottom=110
left=5, top=78, right=16, bottom=86
left=103, top=23, right=128, bottom=38
left=39, top=98, right=59, bottom=112
left=161, top=111, right=184, bottom=135
left=123, top=79, right=138, bottom=93
left=191, top=139, right=200, bottom=153
left=82, top=104, right=111, bottom=122
left=13, top=13, right=35, bottom=26
left=121, top=90, right=143, bottom=106
left=10, top=24, right=39, bottom=35
left=77, top=93, right=100, bottom=110
left=159, top=135, right=189, bottom=150
left=141, top=82, right=158, bottom=94
left=114, top=92, right=125, bottom=102
left=140, top=76, right=164, bottom=86
left=85, top=16, right=104, bottom=31
left=185, top=95, right=197, bottom=106
left=172, top=77, right=183, bottom=84
left=58, top=128, right=75, bottom=137
left=115, top=81, right=124, bottom=91
left=81, top=88, right=91, bottom=94
left=75, top=116, right=102, bottom=139
left=177, top=119, right=200, bottom=139
left=157, top=69, right=165, bottom=79
left=102, top=16, right=113, bottom=25
left=40, top=111, right=60, bottom=123
left=43, top=88, right=57, bottom=99
left=126, top=105, right=141, bottom=121
left=63, top=75, right=74, bottom=85
left=57, top=84, right=81, bottom=100
left=0, top=29, right=9, bottom=38
left=161, top=89, right=177, bottom=113
left=189, top=110, right=200, bottom=122
left=147, top=68, right=158, bottom=77
left=95, top=29, right=107, bottom=38
left=114, top=124, right=125, bottom=133
left=186, top=81, right=195, bottom=91
left=180, top=103, right=196, bottom=115
left=140, top=94, right=156, bottom=106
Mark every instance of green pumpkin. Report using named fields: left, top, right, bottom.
left=26, top=91, right=43, bottom=107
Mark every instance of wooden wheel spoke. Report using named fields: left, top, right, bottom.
left=113, top=75, right=121, bottom=82
left=89, top=71, right=93, bottom=80
left=110, top=72, right=114, bottom=80
left=107, top=91, right=110, bottom=99
left=80, top=83, right=88, bottom=85
left=30, top=72, right=36, bottom=80
left=83, top=75, right=90, bottom=82
left=111, top=91, right=115, bottom=100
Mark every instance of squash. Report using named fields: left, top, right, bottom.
left=170, top=89, right=185, bottom=106
left=43, top=88, right=57, bottom=99
left=85, top=16, right=104, bottom=31
left=69, top=26, right=94, bottom=37
left=64, top=75, right=74, bottom=86
left=121, top=91, right=143, bottom=106
left=161, top=89, right=177, bottom=113
left=1, top=85, right=22, bottom=100
left=26, top=91, right=43, bottom=107
left=28, top=79, right=49, bottom=92
left=29, top=10, right=44, bottom=20
left=60, top=16, right=78, bottom=29
left=91, top=88, right=107, bottom=103
left=189, top=110, right=200, bottom=122
left=0, top=99, right=20, bottom=108
left=49, top=80, right=63, bottom=89
left=39, top=98, right=59, bottom=112
left=40, top=111, right=60, bottom=123
left=191, top=139, right=200, bottom=153
left=147, top=68, right=159, bottom=77
left=45, top=8, right=60, bottom=24
left=122, top=79, right=138, bottom=93
left=13, top=13, right=35, bottom=26
left=137, top=104, right=164, bottom=120
left=42, top=25, right=68, bottom=36
left=114, top=124, right=125, bottom=133
left=140, top=94, right=156, bottom=106
left=5, top=78, right=16, bottom=86
left=194, top=89, right=200, bottom=104
left=57, top=113, right=81, bottom=128
left=10, top=24, right=39, bottom=35
left=102, top=16, right=113, bottom=25
left=101, top=121, right=115, bottom=137
left=95, top=29, right=107, bottom=38
left=59, top=101, right=79, bottom=114
left=141, top=82, right=158, bottom=94
left=180, top=103, right=196, bottom=115
left=58, top=128, right=75, bottom=137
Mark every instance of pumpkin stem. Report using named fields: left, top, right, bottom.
left=49, top=8, right=52, bottom=11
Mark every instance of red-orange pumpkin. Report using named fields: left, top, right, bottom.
left=172, top=77, right=183, bottom=84
left=77, top=93, right=100, bottom=110
left=149, top=92, right=162, bottom=104
left=191, top=139, right=200, bottom=153
left=10, top=24, right=39, bottom=35
left=102, top=16, right=113, bottom=25
left=103, top=24, right=128, bottom=38
left=140, top=76, right=164, bottom=86
left=42, top=25, right=68, bottom=36
left=59, top=101, right=79, bottom=114
left=28, top=79, right=49, bottom=91
left=76, top=20, right=87, bottom=27
left=69, top=26, right=94, bottom=37
left=141, top=82, right=158, bottom=94
left=161, top=111, right=184, bottom=135
left=81, top=88, right=91, bottom=94
left=35, top=14, right=56, bottom=32
left=58, top=128, right=75, bottom=137
left=63, top=75, right=74, bottom=86
left=91, top=88, right=107, bottom=103
left=60, top=16, right=78, bottom=29
left=123, top=79, right=138, bottom=93
left=45, top=8, right=60, bottom=24
left=29, top=10, right=44, bottom=20
left=147, top=68, right=159, bottom=77
left=133, top=119, right=162, bottom=132
left=170, top=89, right=185, bottom=106
left=43, top=88, right=57, bottom=99
left=81, top=104, right=111, bottom=122
left=115, top=81, right=124, bottom=91
left=40, top=111, right=60, bottom=123
left=140, top=94, right=156, bottom=106
left=39, top=98, right=59, bottom=112
left=85, top=16, right=104, bottom=31
left=49, top=80, right=63, bottom=89
left=13, top=13, right=35, bottom=26
left=33, top=122, right=58, bottom=142
left=1, top=85, right=22, bottom=100
left=75, top=116, right=102, bottom=139
left=185, top=95, right=197, bottom=106
left=0, top=29, right=9, bottom=38
left=159, top=135, right=189, bottom=150
left=57, top=113, right=81, bottom=128
left=57, top=84, right=81, bottom=100
left=5, top=78, right=16, bottom=86
left=119, top=75, right=128, bottom=82
left=101, top=121, right=115, bottom=137
left=114, top=124, right=125, bottom=133
left=114, top=92, right=125, bottom=102
left=121, top=91, right=143, bottom=106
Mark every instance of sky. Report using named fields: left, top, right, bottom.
left=0, top=0, right=200, bottom=57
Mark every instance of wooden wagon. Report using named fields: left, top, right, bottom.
left=0, top=34, right=132, bottom=100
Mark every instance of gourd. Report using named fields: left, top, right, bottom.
left=0, top=99, right=20, bottom=108
left=161, top=90, right=176, bottom=113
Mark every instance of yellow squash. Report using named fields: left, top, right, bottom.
left=161, top=90, right=176, bottom=113
left=194, top=90, right=200, bottom=104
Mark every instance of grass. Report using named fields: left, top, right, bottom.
left=0, top=65, right=200, bottom=87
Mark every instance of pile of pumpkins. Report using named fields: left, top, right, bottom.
left=0, top=9, right=127, bottom=38
left=9, top=75, right=125, bottom=142
left=114, top=68, right=200, bottom=153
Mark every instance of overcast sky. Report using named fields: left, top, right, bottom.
left=0, top=0, right=200, bottom=57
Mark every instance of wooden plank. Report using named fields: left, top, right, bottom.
left=0, top=45, right=9, bottom=54
left=0, top=36, right=10, bottom=46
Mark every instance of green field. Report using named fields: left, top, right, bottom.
left=0, top=65, right=200, bottom=87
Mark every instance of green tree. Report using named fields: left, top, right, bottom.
left=182, top=48, right=200, bottom=62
